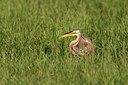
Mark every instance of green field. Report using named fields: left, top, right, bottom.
left=0, top=0, right=128, bottom=85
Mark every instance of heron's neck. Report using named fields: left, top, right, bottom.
left=72, top=34, right=81, bottom=46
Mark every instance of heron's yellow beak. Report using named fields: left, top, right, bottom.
left=59, top=33, right=75, bottom=39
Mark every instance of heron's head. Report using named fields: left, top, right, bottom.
left=59, top=30, right=80, bottom=39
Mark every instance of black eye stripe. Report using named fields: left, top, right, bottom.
left=64, top=31, right=74, bottom=34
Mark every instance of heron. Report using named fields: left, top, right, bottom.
left=59, top=30, right=95, bottom=56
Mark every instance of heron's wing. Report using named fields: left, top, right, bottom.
left=80, top=36, right=95, bottom=55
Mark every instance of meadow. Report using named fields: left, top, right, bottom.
left=0, top=0, right=128, bottom=85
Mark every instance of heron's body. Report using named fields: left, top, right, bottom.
left=70, top=35, right=94, bottom=56
left=60, top=30, right=95, bottom=56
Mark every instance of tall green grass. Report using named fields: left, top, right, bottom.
left=0, top=0, right=128, bottom=85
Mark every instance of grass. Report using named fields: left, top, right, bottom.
left=0, top=0, right=128, bottom=85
